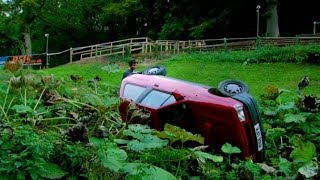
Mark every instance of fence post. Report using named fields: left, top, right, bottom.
left=149, top=42, right=152, bottom=53
left=130, top=39, right=132, bottom=54
left=177, top=41, right=180, bottom=54
left=295, top=35, right=300, bottom=45
left=95, top=45, right=98, bottom=57
left=146, top=38, right=149, bottom=53
left=69, top=48, right=73, bottom=63
left=224, top=38, right=227, bottom=51
left=142, top=43, right=145, bottom=53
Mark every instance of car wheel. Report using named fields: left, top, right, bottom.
left=142, top=65, right=167, bottom=76
left=218, top=79, right=249, bottom=97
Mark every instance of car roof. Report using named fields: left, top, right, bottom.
left=121, top=74, right=240, bottom=107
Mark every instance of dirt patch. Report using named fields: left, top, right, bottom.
left=69, top=53, right=170, bottom=68
left=69, top=57, right=115, bottom=64
left=68, top=56, right=128, bottom=68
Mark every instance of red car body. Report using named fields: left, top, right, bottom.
left=119, top=74, right=265, bottom=161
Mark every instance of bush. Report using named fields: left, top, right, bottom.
left=170, top=44, right=320, bottom=64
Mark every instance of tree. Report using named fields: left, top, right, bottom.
left=0, top=2, right=24, bottom=55
left=265, top=0, right=280, bottom=37
left=2, top=0, right=48, bottom=55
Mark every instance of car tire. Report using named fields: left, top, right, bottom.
left=142, top=65, right=167, bottom=76
left=218, top=79, right=249, bottom=97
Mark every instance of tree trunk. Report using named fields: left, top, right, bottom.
left=266, top=0, right=280, bottom=37
left=23, top=26, right=32, bottom=55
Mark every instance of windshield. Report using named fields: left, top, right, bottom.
left=123, top=84, right=146, bottom=102
left=140, top=90, right=176, bottom=109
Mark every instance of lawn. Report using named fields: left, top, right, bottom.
left=163, top=57, right=320, bottom=97
left=39, top=53, right=320, bottom=99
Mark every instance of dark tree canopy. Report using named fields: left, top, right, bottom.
left=0, top=0, right=319, bottom=56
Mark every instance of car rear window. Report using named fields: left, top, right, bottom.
left=123, top=84, right=146, bottom=102
left=141, top=90, right=176, bottom=109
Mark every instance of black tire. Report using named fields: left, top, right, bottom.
left=217, top=79, right=249, bottom=97
left=142, top=65, right=167, bottom=76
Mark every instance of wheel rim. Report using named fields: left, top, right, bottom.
left=223, top=83, right=243, bottom=94
left=147, top=67, right=160, bottom=74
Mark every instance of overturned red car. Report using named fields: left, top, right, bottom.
left=119, top=66, right=265, bottom=162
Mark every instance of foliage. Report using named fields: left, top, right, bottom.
left=1, top=50, right=320, bottom=179
left=158, top=16, right=185, bottom=40
left=221, top=143, right=242, bottom=155
left=169, top=44, right=320, bottom=64
left=156, top=123, right=204, bottom=145
left=121, top=163, right=177, bottom=180
left=2, top=0, right=320, bottom=56
left=115, top=124, right=168, bottom=152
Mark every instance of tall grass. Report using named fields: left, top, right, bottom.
left=1, top=44, right=318, bottom=98
left=168, top=44, right=320, bottom=64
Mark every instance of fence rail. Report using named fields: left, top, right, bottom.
left=36, top=35, right=320, bottom=66
left=65, top=36, right=320, bottom=63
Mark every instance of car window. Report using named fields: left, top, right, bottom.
left=123, top=84, right=146, bottom=102
left=162, top=95, right=176, bottom=106
left=141, top=90, right=176, bottom=108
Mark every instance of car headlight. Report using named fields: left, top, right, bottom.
left=234, top=104, right=246, bottom=122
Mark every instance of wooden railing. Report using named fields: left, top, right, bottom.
left=4, top=35, right=319, bottom=67
left=70, top=37, right=154, bottom=61
left=64, top=36, right=320, bottom=63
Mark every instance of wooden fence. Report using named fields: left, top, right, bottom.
left=70, top=37, right=154, bottom=62
left=49, top=36, right=320, bottom=64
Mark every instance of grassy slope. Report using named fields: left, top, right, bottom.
left=163, top=56, right=320, bottom=97
left=40, top=63, right=123, bottom=86
left=38, top=52, right=319, bottom=98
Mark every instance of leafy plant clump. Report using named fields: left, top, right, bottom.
left=1, top=66, right=320, bottom=179
left=169, top=44, right=320, bottom=64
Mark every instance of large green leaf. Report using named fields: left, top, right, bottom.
left=103, top=96, right=120, bottom=108
left=278, top=157, right=292, bottom=177
left=121, top=125, right=168, bottom=151
left=84, top=94, right=103, bottom=106
left=126, top=134, right=168, bottom=151
left=156, top=124, right=204, bottom=144
left=101, top=64, right=120, bottom=74
left=89, top=137, right=105, bottom=146
left=221, top=143, right=241, bottom=155
left=125, top=124, right=154, bottom=134
left=100, top=144, right=128, bottom=172
left=41, top=162, right=68, bottom=179
left=298, top=162, right=319, bottom=178
left=284, top=113, right=311, bottom=123
left=266, top=128, right=286, bottom=140
left=277, top=102, right=296, bottom=111
left=89, top=137, right=128, bottom=172
left=121, top=163, right=177, bottom=180
left=290, top=141, right=316, bottom=164
left=190, top=149, right=223, bottom=163
left=11, top=105, right=32, bottom=114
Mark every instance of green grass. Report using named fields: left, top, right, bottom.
left=162, top=58, right=320, bottom=97
left=3, top=47, right=318, bottom=99
left=38, top=54, right=319, bottom=99
left=39, top=63, right=124, bottom=86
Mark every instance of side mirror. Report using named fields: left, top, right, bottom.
left=172, top=90, right=184, bottom=101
